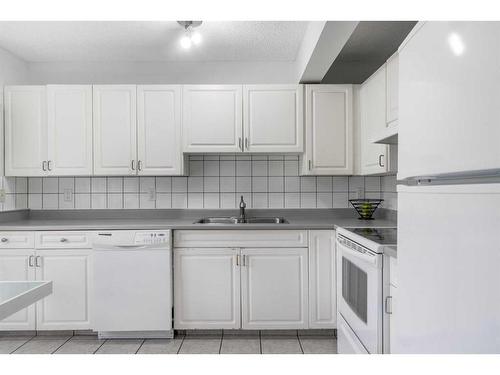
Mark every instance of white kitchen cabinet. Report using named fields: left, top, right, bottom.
left=137, top=85, right=184, bottom=175
left=35, top=249, right=92, bottom=330
left=93, top=85, right=137, bottom=175
left=243, top=85, right=303, bottom=153
left=47, top=85, right=93, bottom=175
left=302, top=85, right=353, bottom=175
left=0, top=232, right=92, bottom=332
left=182, top=85, right=243, bottom=153
left=174, top=248, right=241, bottom=329
left=4, top=86, right=47, bottom=176
left=359, top=66, right=394, bottom=175
left=386, top=53, right=399, bottom=125
left=0, top=249, right=36, bottom=330
left=308, top=230, right=336, bottom=328
left=241, top=248, right=308, bottom=329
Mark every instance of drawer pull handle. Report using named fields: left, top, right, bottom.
left=1, top=238, right=8, bottom=243
left=60, top=238, right=68, bottom=243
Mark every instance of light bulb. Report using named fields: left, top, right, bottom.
left=191, top=31, right=202, bottom=45
left=180, top=35, right=192, bottom=49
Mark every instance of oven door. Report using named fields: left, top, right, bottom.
left=337, top=236, right=383, bottom=354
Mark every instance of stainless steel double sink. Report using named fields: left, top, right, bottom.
left=194, top=217, right=289, bottom=224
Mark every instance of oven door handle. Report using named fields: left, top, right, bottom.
left=337, top=240, right=378, bottom=265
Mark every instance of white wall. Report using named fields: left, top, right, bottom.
left=0, top=46, right=29, bottom=210
left=27, top=61, right=299, bottom=84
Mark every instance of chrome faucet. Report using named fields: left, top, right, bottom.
left=238, top=195, right=247, bottom=222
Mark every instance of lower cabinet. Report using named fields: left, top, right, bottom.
left=308, top=230, right=337, bottom=328
left=0, top=245, right=92, bottom=331
left=35, top=249, right=92, bottom=330
left=241, top=248, right=308, bottom=329
left=174, top=247, right=309, bottom=330
left=173, top=248, right=241, bottom=329
left=0, top=250, right=36, bottom=330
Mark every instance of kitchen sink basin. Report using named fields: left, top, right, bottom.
left=194, top=217, right=288, bottom=224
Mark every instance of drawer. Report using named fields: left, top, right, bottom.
left=36, top=232, right=91, bottom=249
left=174, top=230, right=308, bottom=248
left=0, top=232, right=35, bottom=249
left=390, top=256, right=398, bottom=287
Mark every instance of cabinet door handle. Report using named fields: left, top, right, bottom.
left=385, top=296, right=393, bottom=314
left=42, top=160, right=47, bottom=171
left=131, top=160, right=135, bottom=171
left=35, top=256, right=42, bottom=268
left=378, top=154, right=385, bottom=168
left=236, top=254, right=241, bottom=266
left=238, top=137, right=242, bottom=151
left=47, top=160, right=52, bottom=171
left=138, top=160, right=142, bottom=171
left=308, top=160, right=312, bottom=171
left=245, top=138, right=249, bottom=150
left=28, top=255, right=35, bottom=267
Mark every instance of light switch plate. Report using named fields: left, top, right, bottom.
left=63, top=189, right=73, bottom=202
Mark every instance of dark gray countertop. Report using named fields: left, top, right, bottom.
left=0, top=208, right=397, bottom=231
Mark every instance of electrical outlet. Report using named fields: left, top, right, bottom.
left=356, top=187, right=364, bottom=199
left=0, top=189, right=5, bottom=203
left=63, top=188, right=73, bottom=202
left=148, top=188, right=156, bottom=201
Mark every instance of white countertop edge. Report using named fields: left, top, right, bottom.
left=0, top=281, right=53, bottom=321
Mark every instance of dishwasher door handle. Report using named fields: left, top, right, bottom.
left=93, top=244, right=158, bottom=251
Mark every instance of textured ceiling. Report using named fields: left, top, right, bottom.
left=0, top=21, right=309, bottom=62
left=322, top=21, right=417, bottom=84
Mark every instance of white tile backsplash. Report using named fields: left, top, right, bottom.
left=1, top=157, right=397, bottom=211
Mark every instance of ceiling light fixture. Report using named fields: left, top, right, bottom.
left=177, top=21, right=203, bottom=50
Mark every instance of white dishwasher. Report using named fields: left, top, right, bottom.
left=92, top=230, right=172, bottom=339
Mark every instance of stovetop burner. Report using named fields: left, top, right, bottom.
left=350, top=227, right=397, bottom=245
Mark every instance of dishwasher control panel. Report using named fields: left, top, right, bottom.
left=134, top=231, right=170, bottom=245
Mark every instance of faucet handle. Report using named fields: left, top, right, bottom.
left=239, top=195, right=246, bottom=208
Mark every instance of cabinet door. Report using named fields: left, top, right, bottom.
left=386, top=53, right=399, bottom=125
left=35, top=249, right=92, bottom=330
left=47, top=85, right=93, bottom=175
left=360, top=66, right=390, bottom=175
left=241, top=248, right=308, bottom=329
left=308, top=230, right=336, bottom=328
left=174, top=248, right=240, bottom=329
left=182, top=85, right=243, bottom=153
left=243, top=85, right=303, bottom=153
left=4, top=86, right=47, bottom=176
left=0, top=250, right=36, bottom=330
left=303, top=85, right=353, bottom=175
left=93, top=85, right=137, bottom=175
left=137, top=85, right=183, bottom=175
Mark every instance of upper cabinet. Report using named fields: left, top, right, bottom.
left=5, top=85, right=93, bottom=177
left=302, top=84, right=353, bottom=175
left=137, top=85, right=184, bottom=175
left=93, top=85, right=137, bottom=175
left=4, top=86, right=47, bottom=176
left=182, top=85, right=303, bottom=153
left=385, top=53, right=399, bottom=125
left=359, top=66, right=395, bottom=175
left=182, top=85, right=243, bottom=153
left=47, top=85, right=93, bottom=175
left=94, top=85, right=185, bottom=176
left=243, top=85, right=303, bottom=153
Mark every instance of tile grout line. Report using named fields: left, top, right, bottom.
left=135, top=339, right=146, bottom=354
left=259, top=330, right=262, bottom=354
left=9, top=335, right=36, bottom=354
left=218, top=330, right=224, bottom=354
left=176, top=334, right=186, bottom=354
left=93, top=338, right=108, bottom=354
left=297, top=332, right=305, bottom=354
left=51, top=335, right=73, bottom=354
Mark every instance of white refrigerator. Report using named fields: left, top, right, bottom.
left=394, top=21, right=500, bottom=353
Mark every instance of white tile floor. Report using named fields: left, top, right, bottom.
left=0, top=330, right=337, bottom=354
